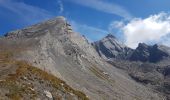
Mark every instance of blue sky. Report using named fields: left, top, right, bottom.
left=1, top=0, right=170, bottom=48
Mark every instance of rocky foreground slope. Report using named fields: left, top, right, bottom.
left=0, top=50, right=88, bottom=100
left=0, top=16, right=166, bottom=100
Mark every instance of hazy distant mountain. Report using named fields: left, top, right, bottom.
left=0, top=17, right=167, bottom=100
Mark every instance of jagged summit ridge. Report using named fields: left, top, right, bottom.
left=93, top=33, right=170, bottom=62
left=104, top=33, right=116, bottom=39
left=129, top=43, right=170, bottom=62
left=4, top=16, right=72, bottom=39
left=93, top=34, right=133, bottom=60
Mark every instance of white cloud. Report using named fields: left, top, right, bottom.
left=58, top=0, right=64, bottom=14
left=112, top=12, right=170, bottom=48
left=69, top=0, right=133, bottom=20
left=0, top=0, right=53, bottom=24
left=108, top=20, right=126, bottom=41
left=70, top=20, right=108, bottom=42
left=108, top=20, right=125, bottom=33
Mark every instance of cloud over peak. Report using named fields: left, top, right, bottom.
left=113, top=12, right=170, bottom=48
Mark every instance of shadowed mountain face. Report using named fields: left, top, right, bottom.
left=92, top=34, right=133, bottom=60
left=0, top=16, right=167, bottom=100
left=93, top=35, right=170, bottom=63
left=129, top=43, right=170, bottom=62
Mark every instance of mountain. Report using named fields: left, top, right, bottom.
left=93, top=34, right=170, bottom=99
left=0, top=16, right=164, bottom=100
left=92, top=34, right=133, bottom=60
left=93, top=35, right=170, bottom=62
left=129, top=43, right=170, bottom=62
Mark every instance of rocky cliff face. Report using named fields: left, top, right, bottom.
left=92, top=34, right=133, bottom=60
left=129, top=43, right=170, bottom=62
left=0, top=16, right=165, bottom=100
left=93, top=35, right=170, bottom=63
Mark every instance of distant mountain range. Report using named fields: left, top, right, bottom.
left=93, top=34, right=170, bottom=99
left=93, top=34, right=170, bottom=63
left=0, top=16, right=169, bottom=100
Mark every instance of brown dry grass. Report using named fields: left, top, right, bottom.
left=0, top=50, right=89, bottom=100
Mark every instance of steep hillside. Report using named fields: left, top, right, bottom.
left=0, top=16, right=165, bottom=100
left=0, top=50, right=88, bottom=100
left=108, top=59, right=170, bottom=100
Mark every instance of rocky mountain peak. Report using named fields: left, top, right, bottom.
left=54, top=16, right=66, bottom=21
left=93, top=34, right=133, bottom=60
left=104, top=33, right=116, bottom=39
left=129, top=43, right=150, bottom=62
left=4, top=16, right=72, bottom=39
left=137, top=43, right=149, bottom=49
left=101, top=34, right=120, bottom=44
left=129, top=43, right=170, bottom=62
left=93, top=35, right=170, bottom=63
